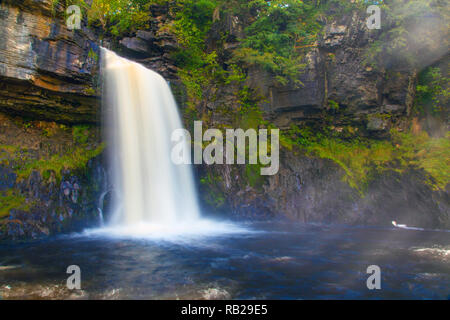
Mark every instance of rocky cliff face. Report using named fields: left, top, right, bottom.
left=0, top=0, right=106, bottom=240
left=197, top=4, right=449, bottom=229
left=0, top=1, right=448, bottom=240
left=245, top=6, right=448, bottom=136
left=0, top=0, right=100, bottom=123
left=0, top=1, right=188, bottom=240
left=102, top=3, right=179, bottom=81
left=4, top=157, right=107, bottom=241
left=0, top=113, right=107, bottom=241
left=201, top=152, right=449, bottom=229
left=245, top=11, right=417, bottom=136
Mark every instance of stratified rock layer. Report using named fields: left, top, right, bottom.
left=0, top=0, right=100, bottom=123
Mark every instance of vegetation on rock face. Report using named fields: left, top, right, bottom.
left=53, top=0, right=162, bottom=35
left=229, top=0, right=322, bottom=86
left=11, top=144, right=104, bottom=182
left=280, top=125, right=450, bottom=193
left=4, top=124, right=104, bottom=182
left=25, top=1, right=450, bottom=212
left=391, top=130, right=450, bottom=191
left=0, top=190, right=28, bottom=219
left=0, top=116, right=104, bottom=222
left=363, top=0, right=449, bottom=69
left=414, top=66, right=449, bottom=118
left=200, top=170, right=226, bottom=208
left=141, top=0, right=447, bottom=197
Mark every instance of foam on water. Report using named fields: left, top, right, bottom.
left=82, top=219, right=251, bottom=242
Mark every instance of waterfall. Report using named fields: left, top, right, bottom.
left=101, top=48, right=200, bottom=227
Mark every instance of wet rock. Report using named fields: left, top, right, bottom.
left=0, top=166, right=16, bottom=191
left=120, top=37, right=152, bottom=55
left=136, top=30, right=156, bottom=41
left=200, top=151, right=449, bottom=229
left=0, top=154, right=108, bottom=241
left=322, top=23, right=348, bottom=48
left=243, top=9, right=419, bottom=135
left=367, top=115, right=389, bottom=132
left=0, top=0, right=100, bottom=123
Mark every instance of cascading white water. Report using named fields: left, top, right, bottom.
left=101, top=48, right=200, bottom=227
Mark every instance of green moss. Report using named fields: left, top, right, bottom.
left=414, top=66, right=449, bottom=118
left=0, top=145, right=20, bottom=155
left=88, top=48, right=99, bottom=62
left=84, top=87, right=96, bottom=96
left=72, top=125, right=90, bottom=144
left=245, top=164, right=265, bottom=190
left=200, top=171, right=226, bottom=208
left=42, top=127, right=55, bottom=137
left=281, top=125, right=395, bottom=193
left=328, top=100, right=340, bottom=111
left=369, top=113, right=392, bottom=120
left=234, top=86, right=264, bottom=129
left=363, top=0, right=447, bottom=69
left=205, top=191, right=226, bottom=208
left=391, top=130, right=450, bottom=190
left=281, top=125, right=450, bottom=193
left=0, top=190, right=29, bottom=219
left=0, top=122, right=104, bottom=184
left=13, top=143, right=105, bottom=182
left=307, top=136, right=395, bottom=193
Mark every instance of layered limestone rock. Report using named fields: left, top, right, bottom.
left=245, top=11, right=416, bottom=135
left=113, top=4, right=179, bottom=80
left=0, top=1, right=106, bottom=239
left=252, top=7, right=448, bottom=135
left=0, top=0, right=100, bottom=123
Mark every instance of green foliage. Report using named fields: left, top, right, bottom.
left=171, top=0, right=218, bottom=69
left=168, top=0, right=226, bottom=112
left=0, top=190, right=29, bottom=218
left=200, top=171, right=226, bottom=208
left=391, top=130, right=450, bottom=190
left=94, top=0, right=153, bottom=36
left=245, top=163, right=265, bottom=189
left=42, top=127, right=55, bottom=138
left=72, top=125, right=90, bottom=144
left=328, top=99, right=340, bottom=111
left=171, top=0, right=327, bottom=110
left=88, top=48, right=99, bottom=62
left=280, top=125, right=450, bottom=193
left=11, top=143, right=105, bottom=182
left=234, top=85, right=264, bottom=129
left=231, top=0, right=322, bottom=85
left=177, top=51, right=221, bottom=108
left=172, top=0, right=217, bottom=47
left=364, top=0, right=449, bottom=68
left=54, top=0, right=159, bottom=36
left=414, top=66, right=450, bottom=117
